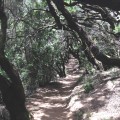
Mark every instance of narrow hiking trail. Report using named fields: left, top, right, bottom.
left=26, top=58, right=81, bottom=120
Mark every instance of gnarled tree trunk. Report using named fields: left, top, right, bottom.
left=47, top=0, right=120, bottom=70
left=0, top=2, right=30, bottom=120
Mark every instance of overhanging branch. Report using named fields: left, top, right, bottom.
left=77, top=0, right=120, bottom=11
left=0, top=10, right=7, bottom=55
left=50, top=0, right=120, bottom=70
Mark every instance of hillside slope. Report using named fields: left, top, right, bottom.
left=69, top=68, right=120, bottom=120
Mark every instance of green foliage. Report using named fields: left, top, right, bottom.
left=83, top=80, right=94, bottom=93
left=0, top=69, right=8, bottom=79
left=114, top=24, right=120, bottom=33
left=5, top=0, right=120, bottom=93
left=5, top=0, right=70, bottom=90
left=73, top=109, right=85, bottom=120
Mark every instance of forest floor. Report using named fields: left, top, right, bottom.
left=1, top=58, right=120, bottom=120
left=66, top=64, right=120, bottom=120
left=26, top=57, right=120, bottom=120
left=26, top=58, right=81, bottom=120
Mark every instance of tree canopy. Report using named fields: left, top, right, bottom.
left=74, top=0, right=120, bottom=11
left=0, top=0, right=120, bottom=120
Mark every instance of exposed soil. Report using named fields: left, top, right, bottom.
left=26, top=58, right=120, bottom=120
left=68, top=68, right=120, bottom=120
left=26, top=58, right=81, bottom=120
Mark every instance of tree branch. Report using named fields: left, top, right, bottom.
left=51, top=0, right=120, bottom=70
left=77, top=0, right=120, bottom=11
left=0, top=10, right=7, bottom=55
left=46, top=0, right=65, bottom=29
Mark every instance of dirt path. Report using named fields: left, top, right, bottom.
left=26, top=58, right=81, bottom=120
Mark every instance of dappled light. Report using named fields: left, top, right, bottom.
left=0, top=1, right=120, bottom=120
left=68, top=69, right=120, bottom=120
left=26, top=58, right=81, bottom=120
left=26, top=57, right=120, bottom=120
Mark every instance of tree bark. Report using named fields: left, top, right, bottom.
left=77, top=0, right=120, bottom=11
left=0, top=3, right=30, bottom=120
left=48, top=0, right=120, bottom=70
left=0, top=55, right=30, bottom=120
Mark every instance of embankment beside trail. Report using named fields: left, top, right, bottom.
left=67, top=68, right=120, bottom=120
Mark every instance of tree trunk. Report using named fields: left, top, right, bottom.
left=0, top=57, right=30, bottom=120
left=0, top=4, right=30, bottom=120
left=48, top=0, right=120, bottom=70
left=77, top=0, right=120, bottom=11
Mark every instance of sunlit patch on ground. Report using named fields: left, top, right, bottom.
left=26, top=58, right=80, bottom=120
left=26, top=58, right=120, bottom=120
left=68, top=67, right=120, bottom=120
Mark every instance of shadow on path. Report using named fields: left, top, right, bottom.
left=26, top=58, right=81, bottom=120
